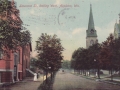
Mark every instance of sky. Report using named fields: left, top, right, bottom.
left=15, top=0, right=120, bottom=60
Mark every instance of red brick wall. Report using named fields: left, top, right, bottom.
left=0, top=44, right=31, bottom=82
left=18, top=72, right=22, bottom=81
left=1, top=72, right=12, bottom=83
left=22, top=44, right=31, bottom=79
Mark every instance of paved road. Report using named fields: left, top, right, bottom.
left=53, top=70, right=120, bottom=90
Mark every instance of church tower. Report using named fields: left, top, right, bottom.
left=86, top=4, right=98, bottom=48
left=114, top=13, right=120, bottom=39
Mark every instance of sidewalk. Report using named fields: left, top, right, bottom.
left=9, top=77, right=42, bottom=90
left=0, top=74, right=50, bottom=90
left=8, top=74, right=51, bottom=90
left=74, top=73, right=120, bottom=85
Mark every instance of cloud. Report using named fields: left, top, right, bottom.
left=72, top=28, right=86, bottom=35
left=56, top=30, right=73, bottom=40
left=95, top=20, right=115, bottom=43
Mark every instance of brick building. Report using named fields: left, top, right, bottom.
left=0, top=0, right=32, bottom=83
left=0, top=43, right=32, bottom=83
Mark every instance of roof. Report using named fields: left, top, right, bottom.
left=88, top=4, right=95, bottom=31
left=86, top=4, right=97, bottom=37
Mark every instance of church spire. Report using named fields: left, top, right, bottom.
left=86, top=4, right=97, bottom=48
left=86, top=4, right=97, bottom=37
left=88, top=4, right=95, bottom=30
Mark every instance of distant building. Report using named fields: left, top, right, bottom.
left=114, top=13, right=120, bottom=39
left=86, top=4, right=98, bottom=48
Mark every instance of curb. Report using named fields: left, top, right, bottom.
left=72, top=73, right=120, bottom=86
left=99, top=80, right=120, bottom=86
left=82, top=75, right=120, bottom=86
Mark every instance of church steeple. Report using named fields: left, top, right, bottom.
left=86, top=4, right=97, bottom=37
left=86, top=4, right=98, bottom=48
left=88, top=4, right=95, bottom=31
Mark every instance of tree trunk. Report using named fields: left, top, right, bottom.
left=83, top=70, right=84, bottom=75
left=119, top=67, right=120, bottom=77
left=109, top=69, right=111, bottom=75
left=51, top=72, right=52, bottom=79
left=84, top=70, right=86, bottom=76
left=97, top=67, right=100, bottom=79
left=80, top=70, right=82, bottom=75
left=79, top=70, right=80, bottom=74
left=88, top=70, right=90, bottom=76
left=46, top=71, right=48, bottom=83
left=111, top=68, right=113, bottom=81
left=82, top=70, right=84, bottom=75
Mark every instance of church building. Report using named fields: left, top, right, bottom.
left=114, top=13, right=120, bottom=39
left=86, top=4, right=98, bottom=48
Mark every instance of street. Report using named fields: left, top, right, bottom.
left=53, top=70, right=120, bottom=90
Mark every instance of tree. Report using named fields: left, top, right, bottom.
left=30, top=57, right=38, bottom=68
left=62, top=60, right=70, bottom=69
left=71, top=47, right=89, bottom=75
left=36, top=33, right=64, bottom=81
left=114, top=38, right=120, bottom=74
left=71, top=43, right=102, bottom=77
left=71, top=50, right=77, bottom=70
left=0, top=0, right=31, bottom=54
left=88, top=43, right=101, bottom=78
left=99, top=34, right=116, bottom=80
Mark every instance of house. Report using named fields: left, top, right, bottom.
left=0, top=0, right=32, bottom=83
left=0, top=43, right=32, bottom=83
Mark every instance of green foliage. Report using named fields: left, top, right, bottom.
left=71, top=33, right=120, bottom=72
left=37, top=73, right=56, bottom=90
left=61, top=60, right=70, bottom=69
left=30, top=57, right=38, bottom=67
left=36, top=33, right=64, bottom=72
left=0, top=0, right=11, bottom=14
left=71, top=47, right=89, bottom=70
left=0, top=0, right=31, bottom=52
left=20, top=30, right=31, bottom=46
left=97, top=34, right=120, bottom=79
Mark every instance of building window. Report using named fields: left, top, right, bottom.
left=14, top=54, right=17, bottom=65
left=0, top=51, right=3, bottom=60
left=90, top=40, right=94, bottom=46
left=18, top=50, right=20, bottom=63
